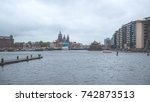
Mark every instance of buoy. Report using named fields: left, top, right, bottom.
left=1, top=58, right=4, bottom=63
left=27, top=56, right=29, bottom=61
left=38, top=54, right=41, bottom=58
left=17, top=56, right=19, bottom=60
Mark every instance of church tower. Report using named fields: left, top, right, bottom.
left=66, top=35, right=70, bottom=42
left=63, top=35, right=66, bottom=42
left=57, top=31, right=62, bottom=42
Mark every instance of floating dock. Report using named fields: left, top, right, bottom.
left=0, top=54, right=43, bottom=66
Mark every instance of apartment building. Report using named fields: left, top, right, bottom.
left=112, top=17, right=150, bottom=50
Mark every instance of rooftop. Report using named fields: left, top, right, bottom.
left=0, top=35, right=13, bottom=40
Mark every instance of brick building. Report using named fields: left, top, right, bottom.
left=0, top=35, right=14, bottom=49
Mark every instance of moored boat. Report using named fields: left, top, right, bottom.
left=103, top=50, right=112, bottom=53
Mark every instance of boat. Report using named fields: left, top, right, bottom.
left=62, top=46, right=69, bottom=50
left=35, top=48, right=44, bottom=51
left=102, top=50, right=112, bottom=53
left=0, top=48, right=5, bottom=52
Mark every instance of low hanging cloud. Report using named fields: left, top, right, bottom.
left=0, top=0, right=150, bottom=44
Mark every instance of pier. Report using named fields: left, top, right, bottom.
left=0, top=54, right=43, bottom=66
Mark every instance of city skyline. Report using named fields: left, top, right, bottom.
left=0, top=0, right=150, bottom=44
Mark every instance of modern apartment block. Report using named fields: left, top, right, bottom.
left=125, top=21, right=136, bottom=49
left=110, top=33, right=116, bottom=49
left=116, top=30, right=120, bottom=49
left=104, top=38, right=111, bottom=49
left=119, top=28, right=123, bottom=49
left=143, top=17, right=150, bottom=49
left=135, top=20, right=144, bottom=49
left=112, top=17, right=150, bottom=50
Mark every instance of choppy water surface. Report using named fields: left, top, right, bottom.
left=0, top=50, right=150, bottom=85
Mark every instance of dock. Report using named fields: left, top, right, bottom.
left=0, top=54, right=43, bottom=66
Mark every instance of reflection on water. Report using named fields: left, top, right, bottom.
left=0, top=50, right=150, bottom=85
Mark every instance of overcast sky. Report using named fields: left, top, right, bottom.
left=0, top=0, right=150, bottom=44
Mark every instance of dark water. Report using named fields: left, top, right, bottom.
left=0, top=50, right=150, bottom=85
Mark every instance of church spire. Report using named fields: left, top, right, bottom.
left=63, top=35, right=66, bottom=42
left=59, top=30, right=62, bottom=35
left=66, top=35, right=70, bottom=42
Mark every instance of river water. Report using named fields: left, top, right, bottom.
left=0, top=50, right=150, bottom=85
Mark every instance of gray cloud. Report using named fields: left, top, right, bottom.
left=0, top=0, right=150, bottom=44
